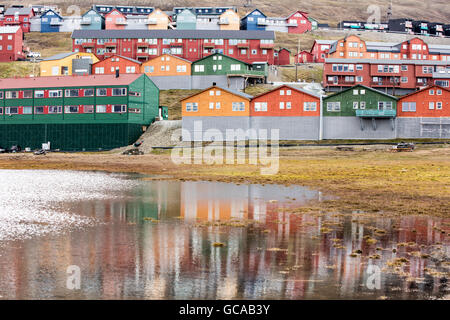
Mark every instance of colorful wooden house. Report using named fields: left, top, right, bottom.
left=0, top=74, right=160, bottom=150
left=176, top=9, right=197, bottom=30
left=141, top=54, right=191, bottom=76
left=181, top=84, right=253, bottom=141
left=397, top=85, right=450, bottom=138
left=92, top=55, right=142, bottom=75
left=323, top=85, right=398, bottom=139
left=40, top=9, right=64, bottom=33
left=40, top=52, right=99, bottom=76
left=274, top=48, right=291, bottom=65
left=0, top=26, right=24, bottom=62
left=80, top=9, right=105, bottom=30
left=250, top=85, right=320, bottom=140
left=105, top=9, right=127, bottom=30
left=3, top=7, right=34, bottom=33
left=240, top=9, right=267, bottom=31
left=218, top=9, right=240, bottom=31
left=147, top=9, right=169, bottom=30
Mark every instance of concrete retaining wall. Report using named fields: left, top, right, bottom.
left=397, top=117, right=450, bottom=139
left=323, top=116, right=397, bottom=140
left=250, top=116, right=320, bottom=140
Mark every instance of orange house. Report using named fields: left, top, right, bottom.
left=250, top=85, right=320, bottom=117
left=92, top=55, right=142, bottom=75
left=181, top=85, right=252, bottom=117
left=105, top=9, right=127, bottom=30
left=328, top=35, right=367, bottom=59
left=141, top=54, right=191, bottom=76
left=398, top=85, right=450, bottom=117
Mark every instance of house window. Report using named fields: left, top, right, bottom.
left=232, top=102, right=245, bottom=111
left=429, top=102, right=435, bottom=109
left=65, top=89, right=80, bottom=97
left=48, top=90, right=62, bottom=98
left=286, top=90, right=291, bottom=96
left=95, top=67, right=105, bottom=74
left=286, top=102, right=292, bottom=109
left=304, top=102, right=317, bottom=111
left=5, top=91, right=19, bottom=99
left=216, top=90, right=221, bottom=96
left=194, top=65, right=204, bottom=72
left=360, top=101, right=366, bottom=109
left=22, top=107, right=32, bottom=114
left=437, top=102, right=442, bottom=110
left=280, top=90, right=284, bottom=96
left=327, top=102, right=341, bottom=112
left=5, top=107, right=19, bottom=114
left=401, top=77, right=408, bottom=83
left=34, top=106, right=45, bottom=114
left=353, top=89, right=358, bottom=95
left=84, top=89, right=94, bottom=97
left=84, top=105, right=94, bottom=113
left=65, top=106, right=79, bottom=113
left=96, top=105, right=107, bottom=113
left=429, top=89, right=435, bottom=95
left=0, top=92, right=3, bottom=99
left=48, top=106, right=62, bottom=114
left=356, top=65, right=363, bottom=70
left=23, top=90, right=33, bottom=99
left=353, top=101, right=359, bottom=109
left=437, top=89, right=442, bottom=95
left=401, top=65, right=408, bottom=71
left=209, top=102, right=214, bottom=110
left=251, top=49, right=257, bottom=55
left=112, top=88, right=127, bottom=96
left=112, top=105, right=126, bottom=113
left=254, top=102, right=267, bottom=112
left=186, top=103, right=198, bottom=112
left=216, top=102, right=221, bottom=109
left=279, top=102, right=284, bottom=109
left=356, top=76, right=363, bottom=82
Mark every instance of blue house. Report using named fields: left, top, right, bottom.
left=80, top=9, right=105, bottom=30
left=241, top=9, right=267, bottom=31
left=40, top=9, right=63, bottom=33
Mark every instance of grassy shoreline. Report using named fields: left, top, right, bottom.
left=0, top=144, right=449, bottom=217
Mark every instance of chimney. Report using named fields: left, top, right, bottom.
left=212, top=82, right=216, bottom=86
left=115, top=68, right=120, bottom=78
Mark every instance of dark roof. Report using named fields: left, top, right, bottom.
left=323, top=84, right=398, bottom=100
left=72, top=29, right=275, bottom=40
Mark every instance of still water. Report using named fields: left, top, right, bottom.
left=0, top=170, right=448, bottom=300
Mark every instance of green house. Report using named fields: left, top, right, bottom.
left=191, top=53, right=267, bottom=78
left=323, top=85, right=398, bottom=118
left=308, top=17, right=319, bottom=30
left=0, top=74, right=160, bottom=151
left=176, top=9, right=197, bottom=30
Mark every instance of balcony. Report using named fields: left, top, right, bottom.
left=356, top=109, right=396, bottom=118
left=260, top=43, right=274, bottom=49
left=257, top=19, right=268, bottom=25
left=237, top=42, right=249, bottom=48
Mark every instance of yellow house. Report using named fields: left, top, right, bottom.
left=147, top=9, right=169, bottom=30
left=40, top=52, right=99, bottom=76
left=219, top=9, right=240, bottom=30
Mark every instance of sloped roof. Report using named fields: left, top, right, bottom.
left=72, top=29, right=275, bottom=40
left=146, top=53, right=192, bottom=64
left=181, top=85, right=253, bottom=101
left=252, top=84, right=320, bottom=100
left=398, top=85, right=450, bottom=99
left=325, top=58, right=450, bottom=66
left=42, top=52, right=77, bottom=61
left=323, top=84, right=398, bottom=100
left=192, top=52, right=250, bottom=66
left=242, top=8, right=266, bottom=20
left=0, top=26, right=21, bottom=34
left=0, top=74, right=143, bottom=89
left=94, top=54, right=142, bottom=65
left=5, top=7, right=33, bottom=15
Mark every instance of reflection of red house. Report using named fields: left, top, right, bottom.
left=296, top=50, right=313, bottom=63
left=274, top=48, right=290, bottom=65
left=286, top=11, right=312, bottom=34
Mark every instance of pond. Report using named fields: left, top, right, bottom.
left=0, top=170, right=448, bottom=299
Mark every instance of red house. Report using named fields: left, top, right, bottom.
left=274, top=48, right=291, bottom=65
left=72, top=30, right=276, bottom=65
left=3, top=7, right=35, bottom=33
left=92, top=55, right=142, bottom=75
left=250, top=85, right=320, bottom=117
left=0, top=26, right=24, bottom=62
left=398, top=86, right=450, bottom=117
left=105, top=9, right=127, bottom=30
left=310, top=40, right=334, bottom=63
left=296, top=50, right=313, bottom=63
left=286, top=11, right=312, bottom=34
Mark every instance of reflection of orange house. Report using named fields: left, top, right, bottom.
left=146, top=9, right=169, bottom=30
left=141, top=54, right=191, bottom=76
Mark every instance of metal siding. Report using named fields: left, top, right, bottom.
left=323, top=116, right=397, bottom=139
